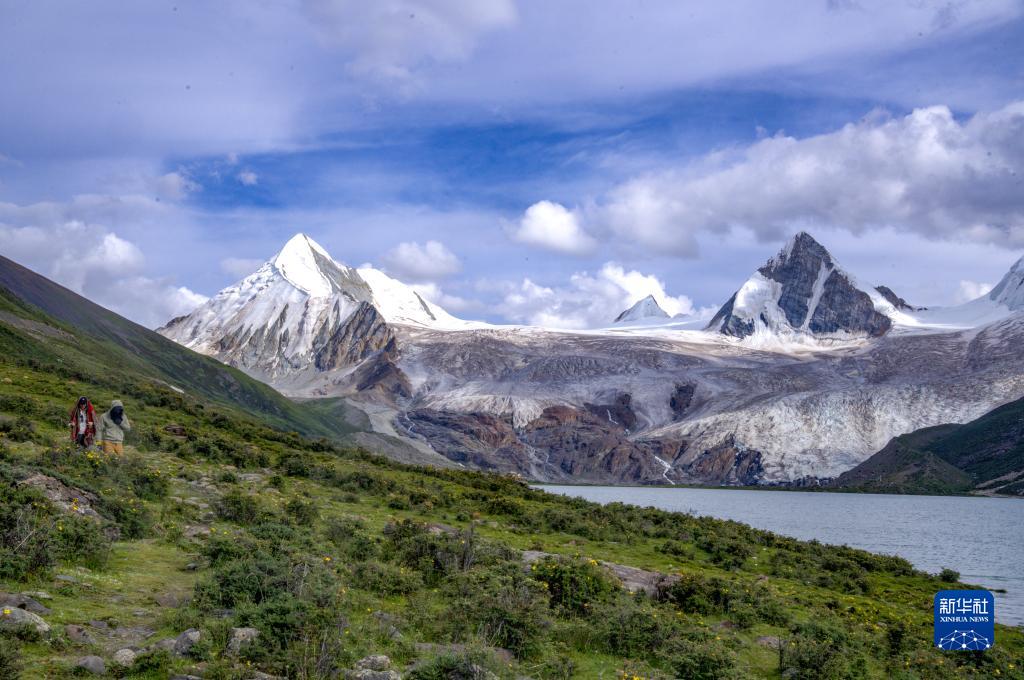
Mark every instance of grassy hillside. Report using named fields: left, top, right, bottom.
left=0, top=279, right=1021, bottom=677
left=0, top=255, right=354, bottom=440
left=835, top=398, right=1024, bottom=496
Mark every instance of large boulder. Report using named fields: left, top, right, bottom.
left=0, top=606, right=50, bottom=634
left=227, top=626, right=259, bottom=655
left=113, top=648, right=138, bottom=668
left=75, top=655, right=106, bottom=675
left=172, top=628, right=201, bottom=657
left=0, top=592, right=50, bottom=615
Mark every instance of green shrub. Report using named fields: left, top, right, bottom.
left=665, top=635, right=738, bottom=680
left=660, top=573, right=732, bottom=615
left=216, top=490, right=265, bottom=524
left=443, top=563, right=549, bottom=659
left=593, top=598, right=679, bottom=658
left=0, top=637, right=23, bottom=679
left=407, top=649, right=501, bottom=680
left=349, top=561, right=423, bottom=596
left=938, top=568, right=960, bottom=583
left=52, top=515, right=111, bottom=569
left=530, top=556, right=616, bottom=617
left=285, top=498, right=319, bottom=525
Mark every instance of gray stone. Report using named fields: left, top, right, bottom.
left=154, top=591, right=187, bottom=608
left=112, top=648, right=137, bottom=667
left=757, top=635, right=782, bottom=649
left=65, top=624, right=94, bottom=644
left=227, top=626, right=259, bottom=655
left=173, top=628, right=202, bottom=656
left=348, top=671, right=401, bottom=680
left=55, top=574, right=78, bottom=584
left=0, top=592, right=50, bottom=614
left=355, top=655, right=391, bottom=671
left=20, top=590, right=52, bottom=601
left=75, top=655, right=106, bottom=675
left=0, top=607, right=50, bottom=634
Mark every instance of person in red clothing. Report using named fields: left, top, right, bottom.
left=69, top=396, right=96, bottom=449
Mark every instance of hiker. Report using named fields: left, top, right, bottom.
left=69, top=396, right=96, bottom=448
left=97, top=399, right=131, bottom=455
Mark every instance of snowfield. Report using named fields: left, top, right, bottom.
left=159, top=232, right=1024, bottom=484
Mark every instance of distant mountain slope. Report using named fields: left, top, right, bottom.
left=0, top=253, right=353, bottom=439
left=834, top=396, right=1024, bottom=495
left=614, top=295, right=670, bottom=323
left=706, top=232, right=893, bottom=340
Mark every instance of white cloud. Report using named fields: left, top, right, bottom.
left=303, top=0, right=517, bottom=83
left=237, top=170, right=259, bottom=186
left=564, top=101, right=1024, bottom=256
left=221, top=257, right=265, bottom=278
left=496, top=262, right=696, bottom=329
left=513, top=200, right=596, bottom=255
left=381, top=240, right=461, bottom=281
left=154, top=171, right=200, bottom=200
left=955, top=280, right=994, bottom=303
left=0, top=201, right=207, bottom=328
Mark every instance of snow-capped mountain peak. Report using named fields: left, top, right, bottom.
left=271, top=233, right=346, bottom=297
left=989, top=255, right=1024, bottom=310
left=158, top=233, right=462, bottom=386
left=614, top=294, right=670, bottom=323
left=707, top=231, right=892, bottom=341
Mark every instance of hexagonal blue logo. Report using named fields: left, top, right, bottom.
left=934, top=590, right=995, bottom=651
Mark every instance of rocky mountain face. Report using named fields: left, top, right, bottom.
left=875, top=286, right=923, bottom=312
left=614, top=295, right=670, bottom=323
left=707, top=232, right=892, bottom=340
left=159, top=233, right=450, bottom=389
left=989, top=255, right=1024, bottom=310
left=158, top=233, right=1024, bottom=487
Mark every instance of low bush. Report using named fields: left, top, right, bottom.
left=443, top=563, right=549, bottom=659
left=530, top=556, right=616, bottom=617
left=349, top=561, right=423, bottom=596
left=0, top=637, right=23, bottom=679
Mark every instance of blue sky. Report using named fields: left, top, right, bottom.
left=1, top=1, right=1023, bottom=328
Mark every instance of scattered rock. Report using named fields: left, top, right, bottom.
left=0, top=592, right=50, bottom=614
left=20, top=590, right=52, bottom=600
left=356, top=655, right=391, bottom=671
left=18, top=473, right=103, bottom=520
left=154, top=591, right=188, bottom=608
left=183, top=524, right=211, bottom=538
left=238, top=473, right=264, bottom=483
left=348, top=671, right=401, bottom=680
left=712, top=620, right=738, bottom=632
left=113, top=648, right=138, bottom=667
left=76, top=655, right=106, bottom=675
left=173, top=628, right=202, bottom=657
left=65, top=624, right=94, bottom=644
left=0, top=607, right=50, bottom=634
left=425, top=522, right=457, bottom=535
left=89, top=620, right=110, bottom=630
left=248, top=672, right=286, bottom=680
left=163, top=424, right=187, bottom=437
left=227, top=626, right=259, bottom=655
left=55, top=574, right=79, bottom=584
left=170, top=676, right=203, bottom=680
left=184, top=562, right=201, bottom=571
left=757, top=635, right=782, bottom=649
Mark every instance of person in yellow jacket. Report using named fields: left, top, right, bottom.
left=97, top=399, right=131, bottom=455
